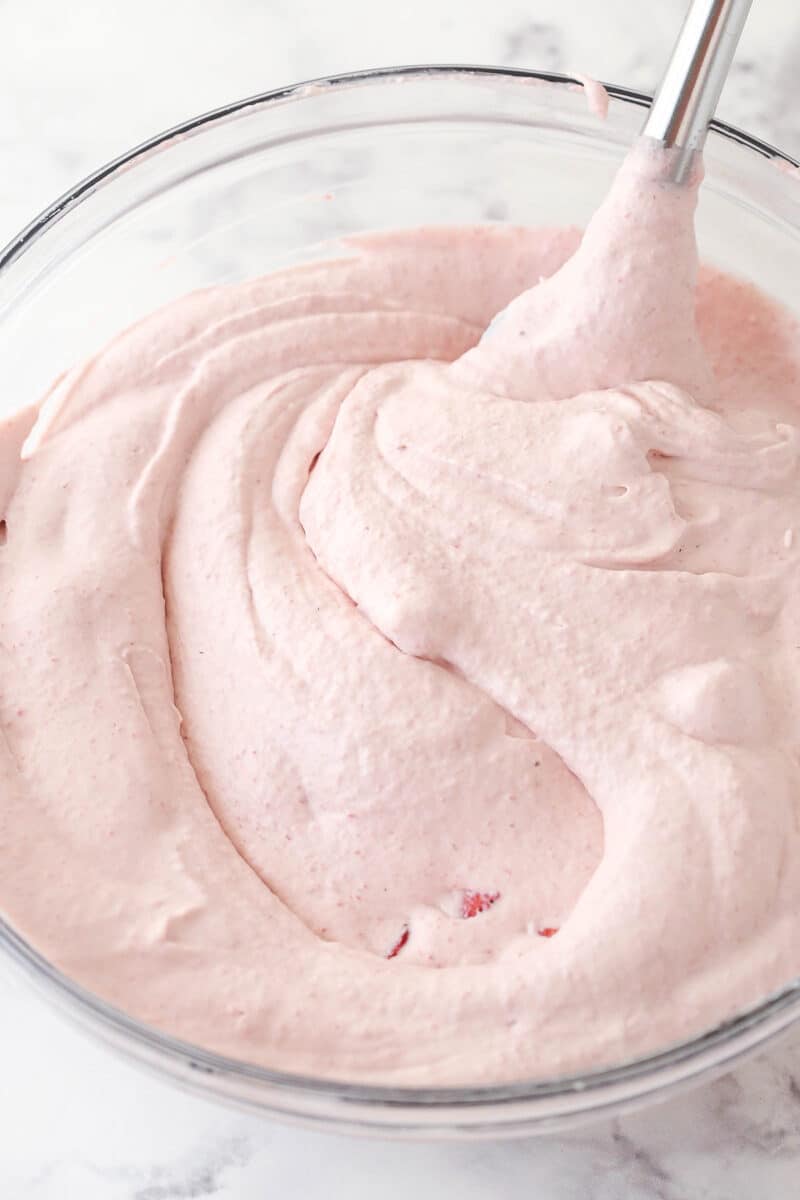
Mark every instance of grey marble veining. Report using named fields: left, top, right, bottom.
left=3, top=971, right=800, bottom=1200
left=2, top=1, right=800, bottom=1197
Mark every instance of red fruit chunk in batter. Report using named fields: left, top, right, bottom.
left=387, top=926, right=410, bottom=958
left=460, top=890, right=500, bottom=919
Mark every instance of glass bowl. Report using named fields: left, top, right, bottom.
left=1, top=66, right=799, bottom=1139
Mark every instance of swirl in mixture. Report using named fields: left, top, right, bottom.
left=1, top=143, right=799, bottom=1083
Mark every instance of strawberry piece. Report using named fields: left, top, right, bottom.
left=537, top=926, right=559, bottom=938
left=387, top=926, right=410, bottom=958
left=460, top=890, right=500, bottom=919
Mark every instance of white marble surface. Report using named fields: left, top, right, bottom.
left=2, top=1, right=800, bottom=1196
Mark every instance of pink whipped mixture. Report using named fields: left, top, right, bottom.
left=1, top=140, right=799, bottom=1084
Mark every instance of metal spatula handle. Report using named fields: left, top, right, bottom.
left=642, top=0, right=754, bottom=181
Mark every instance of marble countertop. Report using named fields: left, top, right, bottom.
left=2, top=1, right=800, bottom=1196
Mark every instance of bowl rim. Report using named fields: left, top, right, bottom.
left=2, top=62, right=798, bottom=276
left=2, top=62, right=799, bottom=1118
